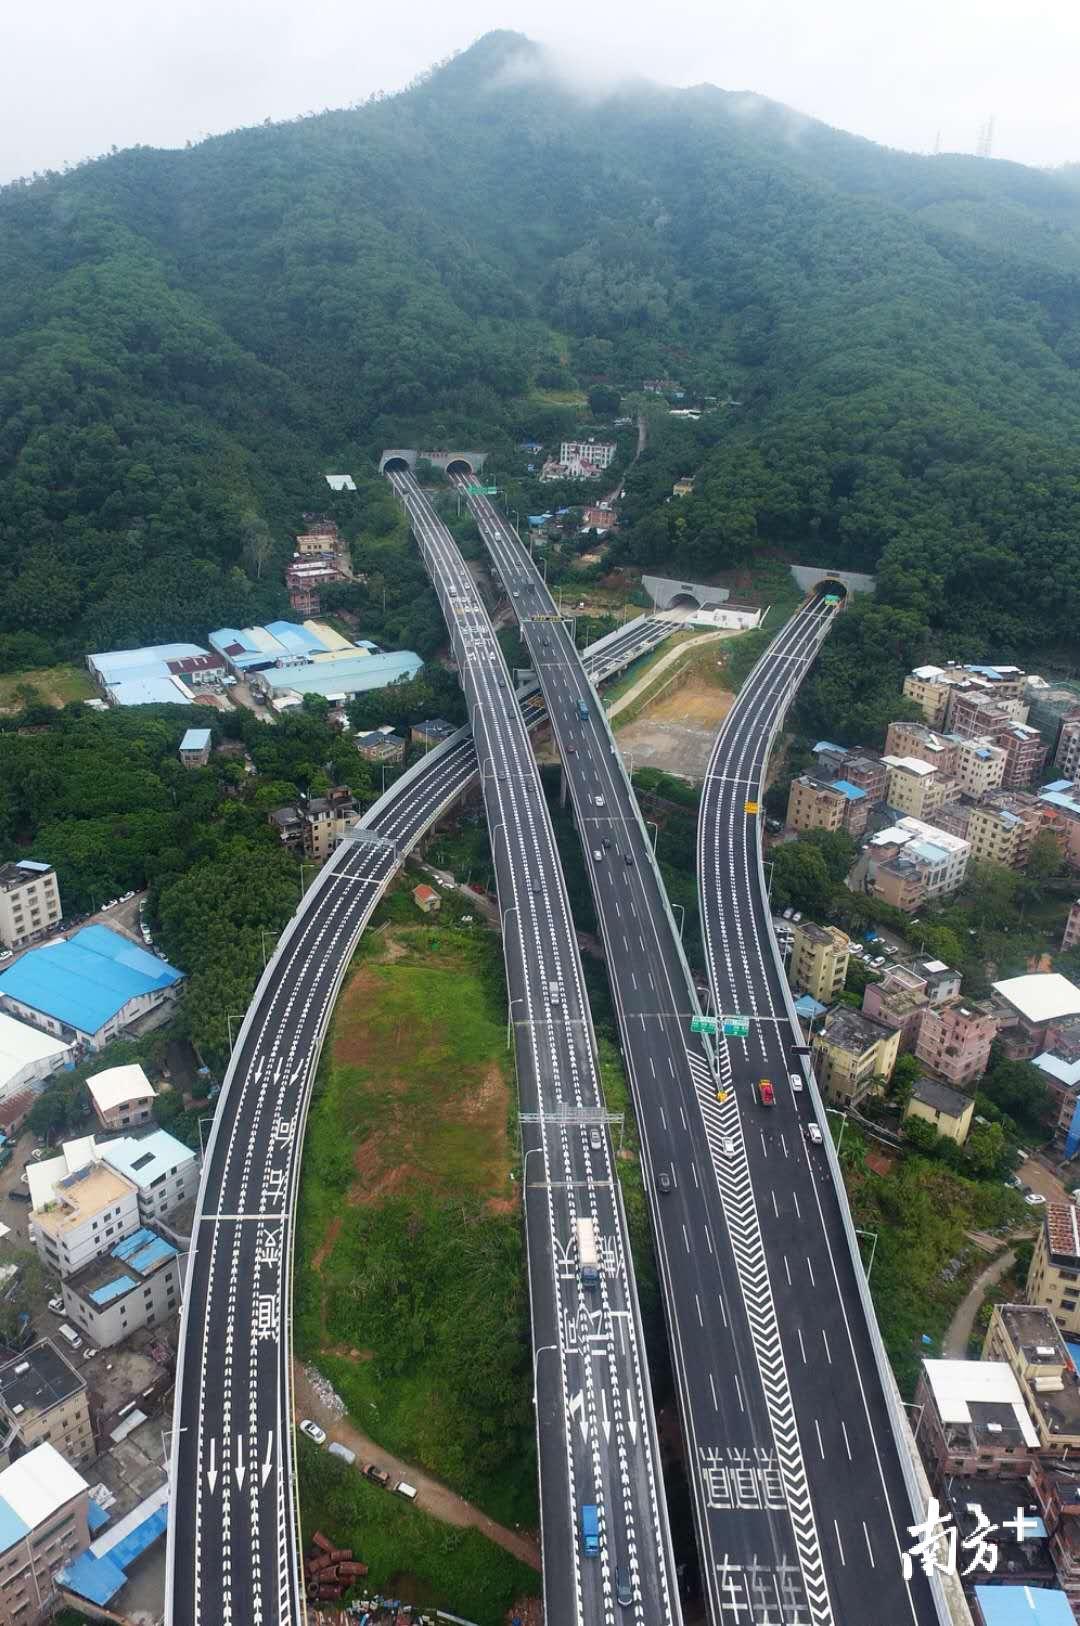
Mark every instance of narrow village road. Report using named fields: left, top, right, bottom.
left=943, top=1250, right=1016, bottom=1358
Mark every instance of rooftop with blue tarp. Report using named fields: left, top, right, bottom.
left=87, top=1500, right=110, bottom=1535
left=973, top=1585, right=1075, bottom=1625
left=831, top=779, right=867, bottom=801
left=112, top=1225, right=177, bottom=1272
left=57, top=1548, right=128, bottom=1606
left=0, top=925, right=182, bottom=1036
left=68, top=1224, right=178, bottom=1313
left=794, top=994, right=826, bottom=1020
left=59, top=1483, right=170, bottom=1608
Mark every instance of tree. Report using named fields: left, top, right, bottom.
left=981, top=1055, right=1051, bottom=1139
left=241, top=515, right=275, bottom=581
left=965, top=1121, right=1008, bottom=1177
left=588, top=384, right=621, bottom=417
left=888, top=1053, right=921, bottom=1104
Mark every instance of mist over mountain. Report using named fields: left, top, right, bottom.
left=2, top=30, right=1079, bottom=658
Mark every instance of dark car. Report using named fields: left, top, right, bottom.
left=625, top=853, right=634, bottom=865
left=616, top=1566, right=633, bottom=1607
left=9, top=1191, right=32, bottom=1204
left=657, top=1172, right=672, bottom=1194
left=601, top=837, right=611, bottom=850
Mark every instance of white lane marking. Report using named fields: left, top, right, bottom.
left=771, top=1190, right=779, bottom=1218
left=660, top=1107, right=667, bottom=1130
left=733, top=1373, right=744, bottom=1413
left=695, top=1294, right=703, bottom=1327
left=679, top=1105, right=688, bottom=1130
left=206, top=1437, right=218, bottom=1494
left=822, top=1327, right=833, bottom=1364
left=792, top=1191, right=801, bottom=1218
left=807, top=1257, right=816, bottom=1286
left=841, top=1420, right=852, bottom=1461
left=814, top=1418, right=824, bottom=1459
left=863, top=1521, right=875, bottom=1566
left=690, top=1162, right=699, bottom=1189
left=834, top=1519, right=847, bottom=1566
left=718, top=1295, right=728, bottom=1328
left=709, top=1373, right=718, bottom=1411
left=797, top=1328, right=807, bottom=1364
left=682, top=1224, right=690, bottom=1254
left=784, top=1255, right=792, bottom=1286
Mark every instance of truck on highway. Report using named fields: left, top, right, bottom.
left=577, top=698, right=590, bottom=721
left=577, top=1217, right=600, bottom=1287
left=580, top=1503, right=600, bottom=1556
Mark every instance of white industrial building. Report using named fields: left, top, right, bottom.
left=28, top=1140, right=140, bottom=1279
left=62, top=1226, right=184, bottom=1348
left=0, top=1013, right=73, bottom=1105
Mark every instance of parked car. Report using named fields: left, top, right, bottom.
left=1024, top=1192, right=1047, bottom=1207
left=299, top=1420, right=326, bottom=1445
left=327, top=1442, right=356, bottom=1465
left=365, top=1464, right=391, bottom=1487
left=719, top=1135, right=736, bottom=1157
left=8, top=1191, right=31, bottom=1204
left=47, top=1297, right=64, bottom=1315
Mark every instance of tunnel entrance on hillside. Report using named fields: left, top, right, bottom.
left=813, top=578, right=848, bottom=604
left=668, top=592, right=702, bottom=611
left=445, top=458, right=474, bottom=477
left=383, top=457, right=409, bottom=474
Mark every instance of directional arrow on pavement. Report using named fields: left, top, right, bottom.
left=625, top=1390, right=638, bottom=1444
left=261, top=1432, right=274, bottom=1488
left=599, top=1387, right=611, bottom=1444
left=206, top=1437, right=218, bottom=1494
left=235, top=1435, right=246, bottom=1490
left=568, top=1389, right=589, bottom=1444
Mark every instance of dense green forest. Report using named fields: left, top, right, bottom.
left=2, top=30, right=1079, bottom=669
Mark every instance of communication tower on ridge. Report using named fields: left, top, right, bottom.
left=977, top=115, right=996, bottom=158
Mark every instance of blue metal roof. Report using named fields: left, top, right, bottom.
left=87, top=1500, right=110, bottom=1535
left=974, top=1585, right=1075, bottom=1625
left=109, top=1502, right=168, bottom=1568
left=180, top=728, right=211, bottom=751
left=104, top=1133, right=191, bottom=1191
left=0, top=925, right=182, bottom=1036
left=813, top=741, right=846, bottom=755
left=263, top=619, right=329, bottom=656
left=0, top=1495, right=30, bottom=1552
left=57, top=1550, right=128, bottom=1607
left=258, top=650, right=422, bottom=697
left=108, top=677, right=191, bottom=706
left=89, top=1273, right=137, bottom=1306
left=90, top=644, right=204, bottom=682
left=110, top=1225, right=177, bottom=1273
left=832, top=779, right=867, bottom=801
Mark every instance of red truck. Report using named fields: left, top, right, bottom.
left=757, top=1078, right=776, bottom=1107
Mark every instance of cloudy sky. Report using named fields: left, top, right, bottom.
left=3, top=0, right=1077, bottom=183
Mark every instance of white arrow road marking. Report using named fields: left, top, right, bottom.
left=569, top=1388, right=589, bottom=1444
left=600, top=1387, right=611, bottom=1444
left=261, top=1432, right=274, bottom=1487
left=235, top=1435, right=246, bottom=1490
left=289, top=1064, right=304, bottom=1085
left=251, top=1056, right=264, bottom=1083
left=273, top=1057, right=283, bottom=1086
left=206, top=1437, right=218, bottom=1495
left=626, top=1390, right=638, bottom=1444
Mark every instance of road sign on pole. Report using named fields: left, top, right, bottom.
left=744, top=800, right=760, bottom=815
left=691, top=1015, right=718, bottom=1036
left=467, top=483, right=498, bottom=495
left=722, top=1016, right=751, bottom=1038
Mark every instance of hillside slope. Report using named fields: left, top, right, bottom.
left=2, top=30, right=1078, bottom=656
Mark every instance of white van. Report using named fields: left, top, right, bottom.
left=327, top=1442, right=356, bottom=1466
left=58, top=1324, right=83, bottom=1351
left=395, top=1481, right=418, bottom=1502
left=789, top=1072, right=804, bottom=1093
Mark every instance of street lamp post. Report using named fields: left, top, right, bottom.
left=532, top=1343, right=561, bottom=1404
left=646, top=820, right=659, bottom=855
left=825, top=1106, right=848, bottom=1154
left=225, top=1010, right=244, bottom=1055
left=855, top=1227, right=879, bottom=1279
left=672, top=902, right=685, bottom=940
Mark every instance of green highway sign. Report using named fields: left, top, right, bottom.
left=691, top=1015, right=718, bottom=1035
left=723, top=1016, right=751, bottom=1038
left=467, top=483, right=498, bottom=495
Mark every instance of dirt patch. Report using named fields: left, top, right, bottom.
left=865, top=1146, right=898, bottom=1177
left=645, top=679, right=734, bottom=728
left=312, top=1214, right=343, bottom=1273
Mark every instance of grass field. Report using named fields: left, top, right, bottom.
left=297, top=1440, right=537, bottom=1626
left=0, top=664, right=95, bottom=712
left=294, top=918, right=536, bottom=1528
left=530, top=386, right=587, bottom=407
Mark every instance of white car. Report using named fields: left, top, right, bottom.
left=788, top=1072, right=804, bottom=1093
left=805, top=1123, right=823, bottom=1145
left=719, top=1136, right=736, bottom=1157
left=47, top=1297, right=64, bottom=1315
left=298, top=1419, right=326, bottom=1445
left=1024, top=1192, right=1047, bottom=1207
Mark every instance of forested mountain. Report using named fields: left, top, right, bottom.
left=3, top=30, right=1079, bottom=661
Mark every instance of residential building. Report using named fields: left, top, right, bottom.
left=810, top=1007, right=900, bottom=1106
left=581, top=504, right=616, bottom=532
left=0, top=863, right=61, bottom=953
left=865, top=817, right=970, bottom=902
left=861, top=965, right=929, bottom=1050
left=0, top=1342, right=94, bottom=1466
left=540, top=456, right=601, bottom=482
left=884, top=720, right=957, bottom=778
left=913, top=1358, right=1039, bottom=1484
left=881, top=755, right=948, bottom=819
left=178, top=728, right=212, bottom=768
left=1027, top=1206, right=1080, bottom=1336
left=0, top=926, right=183, bottom=1053
left=992, top=974, right=1080, bottom=1061
left=294, top=520, right=340, bottom=557
left=972, top=790, right=1063, bottom=870
left=942, top=1477, right=1053, bottom=1596
left=355, top=728, right=406, bottom=765
left=903, top=665, right=958, bottom=727
left=948, top=735, right=1007, bottom=798
left=62, top=1227, right=183, bottom=1349
left=285, top=557, right=345, bottom=615
left=785, top=774, right=866, bottom=835
left=101, top=1130, right=200, bottom=1227
left=559, top=440, right=616, bottom=471
left=947, top=688, right=1016, bottom=741
left=0, top=1016, right=72, bottom=1107
left=1026, top=676, right=1080, bottom=746
left=997, top=722, right=1047, bottom=790
left=298, top=788, right=361, bottom=862
left=1041, top=784, right=1080, bottom=874
left=1027, top=1462, right=1080, bottom=1615
left=984, top=1303, right=1080, bottom=1452
left=904, top=1078, right=974, bottom=1144
left=672, top=478, right=694, bottom=498
left=412, top=885, right=440, bottom=916
left=28, top=1142, right=139, bottom=1278
left=837, top=752, right=888, bottom=803
left=411, top=719, right=458, bottom=750
left=0, top=1443, right=91, bottom=1623
left=933, top=800, right=974, bottom=841
left=85, top=1064, right=156, bottom=1132
left=915, top=999, right=998, bottom=1088
left=866, top=854, right=926, bottom=912
left=0, top=1094, right=34, bottom=1141
left=1055, top=714, right=1080, bottom=781
left=788, top=922, right=849, bottom=1005
left=911, top=958, right=963, bottom=1005
left=1064, top=901, right=1080, bottom=953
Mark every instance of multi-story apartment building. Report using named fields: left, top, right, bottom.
left=881, top=755, right=949, bottom=819
left=559, top=440, right=616, bottom=470
left=0, top=863, right=61, bottom=952
left=861, top=965, right=928, bottom=1051
left=867, top=855, right=927, bottom=912
left=268, top=786, right=360, bottom=862
left=904, top=1079, right=974, bottom=1144
left=102, top=1130, right=200, bottom=1227
left=839, top=752, right=887, bottom=803
left=0, top=1341, right=94, bottom=1467
left=983, top=1303, right=1080, bottom=1453
left=967, top=790, right=1061, bottom=871
left=911, top=957, right=963, bottom=1005
left=997, top=722, right=1047, bottom=790
left=913, top=1357, right=1039, bottom=1485
left=884, top=721, right=957, bottom=778
left=946, top=687, right=1016, bottom=741
left=903, top=661, right=1027, bottom=728
left=355, top=728, right=406, bottom=765
left=811, top=1007, right=900, bottom=1106
left=1054, top=714, right=1080, bottom=781
left=948, top=735, right=1007, bottom=798
left=28, top=1148, right=139, bottom=1280
left=785, top=774, right=867, bottom=836
left=1027, top=1205, right=1080, bottom=1336
left=915, top=998, right=998, bottom=1087
left=62, top=1226, right=183, bottom=1349
left=868, top=816, right=971, bottom=899
left=903, top=665, right=959, bottom=728
left=86, top=1063, right=156, bottom=1132
left=789, top=922, right=849, bottom=1006
left=1064, top=901, right=1080, bottom=953
left=932, top=800, right=973, bottom=841
left=0, top=1443, right=91, bottom=1624
left=992, top=973, right=1080, bottom=1061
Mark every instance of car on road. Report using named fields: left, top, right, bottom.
left=593, top=849, right=604, bottom=862
left=805, top=1123, right=823, bottom=1145
left=788, top=1072, right=804, bottom=1093
left=589, top=1127, right=602, bottom=1151
left=365, top=1464, right=391, bottom=1487
left=602, top=837, right=611, bottom=850
left=719, top=1135, right=736, bottom=1157
left=0, top=950, right=10, bottom=963
left=47, top=1297, right=64, bottom=1314
left=624, top=853, right=634, bottom=865
left=299, top=1420, right=326, bottom=1445
left=757, top=1079, right=775, bottom=1107
left=656, top=1172, right=672, bottom=1194
left=594, top=795, right=605, bottom=808
left=120, top=891, right=135, bottom=902
left=9, top=1191, right=31, bottom=1203
left=616, top=1566, right=633, bottom=1608
left=328, top=1442, right=356, bottom=1465
left=1025, top=1192, right=1047, bottom=1207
